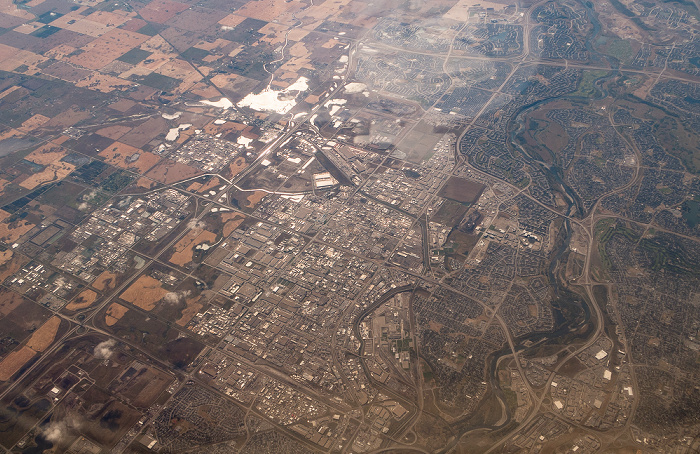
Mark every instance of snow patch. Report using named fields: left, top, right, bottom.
left=344, top=82, right=367, bottom=94
left=325, top=99, right=347, bottom=106
left=237, top=135, right=254, bottom=148
left=237, top=77, right=310, bottom=114
left=162, top=112, right=181, bottom=120
left=165, top=128, right=179, bottom=141
left=165, top=123, right=192, bottom=142
left=281, top=194, right=304, bottom=202
left=287, top=77, right=309, bottom=91
left=202, top=98, right=233, bottom=109
left=329, top=105, right=342, bottom=116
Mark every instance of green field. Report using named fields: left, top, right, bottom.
left=571, top=70, right=609, bottom=98
left=604, top=39, right=633, bottom=65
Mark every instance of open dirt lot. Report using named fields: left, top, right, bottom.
left=19, top=161, right=76, bottom=190
left=25, top=316, right=61, bottom=352
left=169, top=229, right=217, bottom=267
left=99, top=141, right=161, bottom=174
left=0, top=217, right=34, bottom=243
left=105, top=302, right=129, bottom=326
left=145, top=159, right=201, bottom=184
left=0, top=346, right=35, bottom=381
left=120, top=275, right=168, bottom=311
left=92, top=270, right=118, bottom=291
left=65, top=289, right=98, bottom=311
left=437, top=176, right=486, bottom=204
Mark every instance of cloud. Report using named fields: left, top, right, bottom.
left=93, top=339, right=117, bottom=360
left=42, top=421, right=65, bottom=443
left=163, top=292, right=181, bottom=304
left=163, top=290, right=190, bottom=305
left=41, top=415, right=81, bottom=444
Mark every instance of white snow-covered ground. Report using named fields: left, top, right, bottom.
left=237, top=77, right=310, bottom=114
left=344, top=82, right=367, bottom=94
left=202, top=98, right=234, bottom=109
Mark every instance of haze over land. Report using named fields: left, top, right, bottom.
left=0, top=0, right=699, bottom=453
